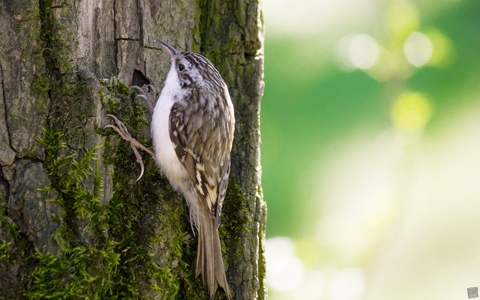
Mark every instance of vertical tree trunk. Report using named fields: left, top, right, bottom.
left=0, top=0, right=266, bottom=299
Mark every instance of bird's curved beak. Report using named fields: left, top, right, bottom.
left=155, top=40, right=178, bottom=59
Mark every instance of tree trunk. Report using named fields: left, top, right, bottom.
left=0, top=0, right=266, bottom=299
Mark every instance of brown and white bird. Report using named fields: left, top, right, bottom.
left=152, top=41, right=234, bottom=299
left=108, top=41, right=234, bottom=298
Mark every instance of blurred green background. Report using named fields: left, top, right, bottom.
left=261, top=0, right=480, bottom=299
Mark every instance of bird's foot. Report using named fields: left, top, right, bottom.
left=105, top=114, right=155, bottom=181
left=131, top=84, right=156, bottom=114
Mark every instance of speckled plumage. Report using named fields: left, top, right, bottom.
left=151, top=41, right=234, bottom=299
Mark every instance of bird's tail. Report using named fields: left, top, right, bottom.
left=196, top=200, right=231, bottom=299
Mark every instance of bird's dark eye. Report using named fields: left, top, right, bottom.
left=178, top=64, right=185, bottom=72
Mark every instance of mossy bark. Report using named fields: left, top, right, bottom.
left=0, top=0, right=266, bottom=299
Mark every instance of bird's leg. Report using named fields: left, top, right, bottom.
left=105, top=114, right=155, bottom=181
left=131, top=84, right=156, bottom=114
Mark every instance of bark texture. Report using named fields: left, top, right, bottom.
left=0, top=0, right=265, bottom=299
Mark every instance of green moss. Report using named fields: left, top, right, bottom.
left=28, top=128, right=119, bottom=298
left=32, top=73, right=52, bottom=93
left=0, top=240, right=30, bottom=292
left=221, top=182, right=249, bottom=242
left=0, top=190, right=37, bottom=296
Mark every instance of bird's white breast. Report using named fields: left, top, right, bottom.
left=151, top=66, right=189, bottom=188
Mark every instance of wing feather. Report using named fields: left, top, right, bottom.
left=169, top=89, right=233, bottom=223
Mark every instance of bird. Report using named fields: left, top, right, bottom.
left=106, top=40, right=234, bottom=299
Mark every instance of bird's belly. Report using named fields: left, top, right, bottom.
left=151, top=96, right=188, bottom=187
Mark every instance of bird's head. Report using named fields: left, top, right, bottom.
left=156, top=40, right=223, bottom=89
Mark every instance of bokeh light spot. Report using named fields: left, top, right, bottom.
left=292, top=270, right=327, bottom=300
left=392, top=91, right=432, bottom=131
left=349, top=34, right=380, bottom=69
left=337, top=34, right=379, bottom=70
left=266, top=237, right=305, bottom=291
left=330, top=268, right=365, bottom=300
left=426, top=28, right=454, bottom=67
left=404, top=31, right=433, bottom=67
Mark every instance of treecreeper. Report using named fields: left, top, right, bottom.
left=106, top=40, right=234, bottom=299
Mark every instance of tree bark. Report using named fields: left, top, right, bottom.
left=0, top=0, right=266, bottom=299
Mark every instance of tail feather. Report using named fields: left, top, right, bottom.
left=196, top=201, right=231, bottom=299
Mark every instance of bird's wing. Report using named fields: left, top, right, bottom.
left=169, top=90, right=233, bottom=224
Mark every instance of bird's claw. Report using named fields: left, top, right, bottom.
left=131, top=85, right=156, bottom=114
left=105, top=84, right=157, bottom=181
left=106, top=114, right=154, bottom=181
